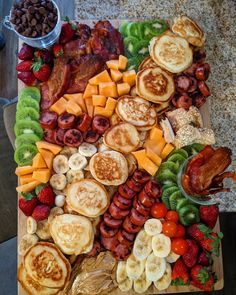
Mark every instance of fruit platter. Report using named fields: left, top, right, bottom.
left=11, top=1, right=236, bottom=293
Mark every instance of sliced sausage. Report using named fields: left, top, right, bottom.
left=109, top=203, right=130, bottom=220
left=176, top=95, right=193, bottom=110
left=63, top=129, right=83, bottom=147
left=58, top=113, right=76, bottom=129
left=83, top=130, right=100, bottom=143
left=123, top=216, right=142, bottom=234
left=76, top=113, right=92, bottom=132
left=117, top=230, right=133, bottom=247
left=175, top=75, right=191, bottom=93
left=184, top=63, right=198, bottom=76
left=126, top=177, right=143, bottom=192
left=132, top=170, right=151, bottom=184
left=118, top=184, right=136, bottom=199
left=100, top=221, right=118, bottom=238
left=44, top=129, right=56, bottom=144
left=101, top=234, right=119, bottom=251
left=188, top=77, right=198, bottom=93
left=138, top=189, right=155, bottom=207
left=144, top=180, right=162, bottom=199
left=113, top=193, right=132, bottom=210
left=195, top=63, right=210, bottom=81
left=193, top=49, right=206, bottom=63
left=92, top=115, right=110, bottom=135
left=86, top=240, right=101, bottom=257
left=112, top=243, right=131, bottom=261
left=130, top=208, right=148, bottom=226
left=133, top=196, right=150, bottom=217
left=103, top=212, right=123, bottom=229
left=54, top=128, right=66, bottom=146
left=40, top=111, right=57, bottom=129
left=191, top=92, right=207, bottom=108
left=198, top=81, right=211, bottom=97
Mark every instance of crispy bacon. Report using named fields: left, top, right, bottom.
left=63, top=39, right=87, bottom=59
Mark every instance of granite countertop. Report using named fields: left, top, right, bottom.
left=75, top=0, right=236, bottom=211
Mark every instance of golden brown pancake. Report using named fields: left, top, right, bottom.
left=139, top=56, right=157, bottom=71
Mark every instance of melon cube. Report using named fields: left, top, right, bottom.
left=50, top=97, right=67, bottom=115
left=118, top=55, right=128, bottom=70
left=117, top=82, right=131, bottom=96
left=122, top=70, right=136, bottom=86
left=83, top=84, right=98, bottom=99
left=89, top=70, right=112, bottom=85
left=92, top=95, right=107, bottom=107
left=99, top=82, right=118, bottom=97
left=66, top=100, right=83, bottom=116
left=110, top=69, right=123, bottom=82
left=32, top=169, right=51, bottom=183
left=106, top=60, right=119, bottom=70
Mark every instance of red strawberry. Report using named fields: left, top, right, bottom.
left=37, top=185, right=55, bottom=206
left=16, top=60, right=33, bottom=72
left=182, top=239, right=199, bottom=268
left=18, top=192, right=38, bottom=216
left=200, top=232, right=223, bottom=257
left=32, top=58, right=51, bottom=82
left=172, top=258, right=190, bottom=286
left=17, top=71, right=37, bottom=86
left=18, top=44, right=34, bottom=60
left=32, top=204, right=50, bottom=221
left=198, top=251, right=212, bottom=266
left=190, top=265, right=215, bottom=291
left=59, top=17, right=77, bottom=44
left=53, top=44, right=64, bottom=57
left=34, top=49, right=53, bottom=65
left=199, top=205, right=219, bottom=229
left=187, top=223, right=211, bottom=242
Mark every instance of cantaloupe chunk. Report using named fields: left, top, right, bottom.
left=149, top=127, right=163, bottom=141
left=99, top=82, right=118, bottom=97
left=66, top=100, right=83, bottom=116
left=15, top=166, right=35, bottom=176
left=132, top=149, right=158, bottom=176
left=161, top=143, right=175, bottom=159
left=143, top=137, right=166, bottom=156
left=117, top=82, right=131, bottom=96
left=118, top=55, right=128, bottom=70
left=122, top=70, right=136, bottom=86
left=131, top=149, right=146, bottom=169
left=16, top=180, right=41, bottom=193
left=50, top=97, right=67, bottom=115
left=105, top=97, right=117, bottom=111
left=32, top=153, right=47, bottom=169
left=19, top=174, right=34, bottom=185
left=32, top=169, right=51, bottom=183
left=94, top=106, right=113, bottom=117
left=106, top=60, right=119, bottom=70
left=83, top=84, right=98, bottom=99
left=110, top=69, right=123, bottom=82
left=64, top=93, right=87, bottom=113
left=89, top=70, right=112, bottom=85
left=92, top=95, right=107, bottom=107
left=146, top=148, right=162, bottom=166
left=38, top=148, right=54, bottom=170
left=84, top=98, right=94, bottom=117
left=36, top=141, right=62, bottom=155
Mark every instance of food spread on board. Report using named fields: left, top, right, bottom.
left=13, top=7, right=236, bottom=295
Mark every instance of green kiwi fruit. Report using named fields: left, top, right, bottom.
left=19, top=86, right=41, bottom=102
left=14, top=120, right=43, bottom=138
left=161, top=186, right=179, bottom=209
left=183, top=143, right=205, bottom=156
left=169, top=148, right=188, bottom=159
left=17, top=96, right=39, bottom=112
left=15, top=134, right=40, bottom=149
left=162, top=183, right=176, bottom=191
left=167, top=154, right=186, bottom=166
left=156, top=170, right=177, bottom=185
left=14, top=144, right=38, bottom=166
left=16, top=107, right=39, bottom=122
left=176, top=198, right=190, bottom=212
left=158, top=162, right=179, bottom=175
left=179, top=205, right=200, bottom=226
left=169, top=191, right=184, bottom=210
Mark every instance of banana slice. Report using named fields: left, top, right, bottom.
left=53, top=155, right=69, bottom=174
left=154, top=262, right=172, bottom=291
left=118, top=277, right=133, bottom=292
left=36, top=220, right=51, bottom=240
left=152, top=233, right=171, bottom=258
left=145, top=252, right=166, bottom=281
left=18, top=234, right=38, bottom=256
left=68, top=153, right=88, bottom=170
left=60, top=146, right=78, bottom=158
left=126, top=253, right=145, bottom=280
left=144, top=219, right=162, bottom=236
left=78, top=142, right=97, bottom=157
left=116, top=261, right=127, bottom=284
left=66, top=169, right=84, bottom=184
left=133, top=271, right=152, bottom=294
left=48, top=207, right=64, bottom=223
left=55, top=195, right=66, bottom=207
left=50, top=174, right=67, bottom=190
left=26, top=216, right=37, bottom=234
left=133, top=229, right=152, bottom=261
left=166, top=250, right=180, bottom=263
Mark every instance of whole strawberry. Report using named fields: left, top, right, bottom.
left=37, top=185, right=55, bottom=206
left=190, top=265, right=215, bottom=291
left=18, top=192, right=38, bottom=216
left=200, top=232, right=223, bottom=257
left=187, top=223, right=211, bottom=242
left=16, top=60, right=33, bottom=72
left=32, top=58, right=51, bottom=82
left=171, top=258, right=190, bottom=286
left=53, top=44, right=64, bottom=57
left=59, top=17, right=77, bottom=44
left=18, top=44, right=34, bottom=60
left=32, top=204, right=50, bottom=221
left=18, top=71, right=36, bottom=86
left=182, top=239, right=199, bottom=268
left=35, top=49, right=53, bottom=65
left=199, top=205, right=219, bottom=229
left=198, top=251, right=212, bottom=266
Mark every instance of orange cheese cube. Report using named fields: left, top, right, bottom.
left=89, top=70, right=112, bottom=85
left=122, top=70, right=136, bottom=86
left=50, top=97, right=67, bottom=115
left=38, top=149, right=54, bottom=170
left=106, top=60, right=119, bottom=70
left=66, top=100, right=83, bottom=116
left=92, top=95, right=107, bottom=107
left=19, top=174, right=34, bottom=185
left=16, top=180, right=41, bottom=193
left=15, top=166, right=35, bottom=176
left=118, top=55, right=128, bottom=70
left=94, top=106, right=113, bottom=117
left=84, top=98, right=94, bottom=117
left=149, top=127, right=163, bottom=141
left=83, top=84, right=98, bottom=99
left=105, top=97, right=117, bottom=111
left=32, top=153, right=47, bottom=169
left=161, top=143, right=175, bottom=159
left=32, top=169, right=51, bottom=183
left=143, top=137, right=166, bottom=156
left=117, top=82, right=131, bottom=96
left=99, top=82, right=118, bottom=97
left=110, top=69, right=123, bottom=82
left=131, top=149, right=146, bottom=169
left=36, top=141, right=62, bottom=155
left=132, top=149, right=158, bottom=176
left=64, top=93, right=87, bottom=113
left=146, top=148, right=162, bottom=166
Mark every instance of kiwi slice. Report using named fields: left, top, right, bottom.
left=158, top=162, right=179, bottom=175
left=162, top=183, right=176, bottom=191
left=162, top=194, right=171, bottom=209
left=161, top=186, right=179, bottom=209
left=14, top=144, right=38, bottom=166
left=169, top=148, right=188, bottom=159
left=17, top=96, right=39, bottom=112
left=179, top=205, right=200, bottom=226
left=176, top=198, right=190, bottom=212
left=169, top=191, right=184, bottom=210
left=19, top=86, right=41, bottom=102
left=183, top=143, right=205, bottom=156
left=156, top=170, right=177, bottom=185
left=14, top=120, right=43, bottom=138
left=167, top=154, right=186, bottom=166
left=16, top=107, right=39, bottom=122
left=15, top=134, right=40, bottom=149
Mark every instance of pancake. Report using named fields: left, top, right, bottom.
left=116, top=96, right=157, bottom=131
left=104, top=122, right=140, bottom=153
left=172, top=15, right=205, bottom=47
left=139, top=56, right=157, bottom=71
left=125, top=153, right=137, bottom=176
left=23, top=242, right=71, bottom=289
left=149, top=30, right=193, bottom=73
left=136, top=67, right=175, bottom=103
left=50, top=214, right=93, bottom=255
left=18, top=264, right=60, bottom=295
left=66, top=179, right=110, bottom=217
left=90, top=151, right=129, bottom=186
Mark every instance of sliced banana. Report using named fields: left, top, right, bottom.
left=152, top=233, right=171, bottom=258
left=133, top=229, right=152, bottom=261
left=53, top=189, right=65, bottom=196
left=133, top=271, right=152, bottom=294
left=68, top=153, right=87, bottom=170
left=50, top=174, right=67, bottom=190
left=18, top=234, right=38, bottom=256
left=53, top=155, right=69, bottom=174
left=166, top=250, right=180, bottom=263
left=154, top=262, right=172, bottom=291
left=48, top=207, right=64, bottom=223
left=144, top=219, right=162, bottom=236
left=55, top=195, right=66, bottom=207
left=26, top=216, right=37, bottom=234
left=116, top=261, right=127, bottom=284
left=66, top=169, right=84, bottom=184
left=126, top=253, right=145, bottom=280
left=36, top=219, right=51, bottom=240
left=118, top=277, right=133, bottom=292
left=78, top=142, right=97, bottom=157
left=145, top=252, right=166, bottom=281
left=60, top=146, right=78, bottom=158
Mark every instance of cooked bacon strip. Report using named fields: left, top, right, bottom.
left=212, top=172, right=236, bottom=186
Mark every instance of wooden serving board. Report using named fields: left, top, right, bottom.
left=17, top=20, right=224, bottom=294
